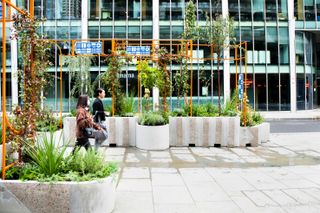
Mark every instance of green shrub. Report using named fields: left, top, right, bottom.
left=121, top=95, right=136, bottom=116
left=138, top=112, right=168, bottom=126
left=36, top=108, right=61, bottom=132
left=25, top=132, right=68, bottom=177
left=171, top=108, right=186, bottom=117
left=240, top=105, right=264, bottom=127
left=221, top=91, right=239, bottom=116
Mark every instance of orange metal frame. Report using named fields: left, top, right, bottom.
left=1, top=10, right=247, bottom=179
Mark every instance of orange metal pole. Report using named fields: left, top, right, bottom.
left=243, top=42, right=248, bottom=127
left=235, top=47, right=238, bottom=89
left=2, top=0, right=7, bottom=180
left=5, top=0, right=26, bottom=15
left=30, top=0, right=34, bottom=17
left=111, top=39, right=115, bottom=116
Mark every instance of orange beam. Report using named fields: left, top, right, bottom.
left=2, top=0, right=7, bottom=180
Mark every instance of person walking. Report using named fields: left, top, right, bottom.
left=75, top=95, right=101, bottom=151
left=92, top=88, right=106, bottom=123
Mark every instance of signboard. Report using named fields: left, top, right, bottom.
left=238, top=73, right=243, bottom=100
left=126, top=46, right=150, bottom=55
left=75, top=42, right=102, bottom=54
left=0, top=3, right=2, bottom=19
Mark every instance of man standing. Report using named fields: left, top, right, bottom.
left=92, top=88, right=106, bottom=123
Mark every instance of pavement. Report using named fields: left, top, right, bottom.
left=101, top=132, right=320, bottom=213
left=260, top=109, right=320, bottom=120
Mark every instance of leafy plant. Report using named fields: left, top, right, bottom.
left=221, top=91, right=239, bottom=116
left=65, top=56, right=94, bottom=98
left=171, top=108, right=187, bottom=117
left=183, top=103, right=219, bottom=117
left=240, top=105, right=264, bottom=127
left=122, top=95, right=136, bottom=116
left=25, top=131, right=67, bottom=177
left=35, top=108, right=61, bottom=132
left=138, top=112, right=168, bottom=126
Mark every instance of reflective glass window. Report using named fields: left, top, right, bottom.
left=90, top=0, right=100, bottom=19
left=57, top=27, right=70, bottom=39
left=294, top=0, right=304, bottom=21
left=141, top=0, right=152, bottom=20
left=239, top=0, right=251, bottom=21
left=142, top=26, right=152, bottom=39
left=268, top=74, right=279, bottom=111
left=128, top=26, right=140, bottom=38
left=89, top=26, right=99, bottom=38
left=279, top=28, right=289, bottom=65
left=295, top=32, right=304, bottom=65
left=266, top=27, right=278, bottom=65
left=115, top=0, right=126, bottom=20
left=198, top=0, right=210, bottom=21
left=71, top=26, right=81, bottom=39
left=101, top=26, right=112, bottom=38
left=280, top=73, right=290, bottom=110
left=160, top=0, right=170, bottom=21
left=129, top=0, right=141, bottom=20
left=43, top=0, right=56, bottom=19
left=278, top=0, right=288, bottom=20
left=172, top=26, right=183, bottom=39
left=101, top=0, right=112, bottom=20
left=253, top=0, right=265, bottom=21
left=304, top=0, right=315, bottom=21
left=317, top=1, right=320, bottom=21
left=297, top=73, right=305, bottom=110
left=114, top=26, right=126, bottom=38
left=255, top=74, right=267, bottom=110
left=160, top=26, right=170, bottom=39
left=266, top=0, right=277, bottom=21
left=172, top=0, right=184, bottom=20
left=229, top=0, right=239, bottom=21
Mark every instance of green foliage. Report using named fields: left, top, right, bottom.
left=182, top=0, right=198, bottom=40
left=183, top=103, right=219, bottom=117
left=240, top=105, right=265, bottom=127
left=65, top=56, right=94, bottom=97
left=25, top=131, right=67, bottom=176
left=221, top=91, right=239, bottom=116
left=122, top=95, right=136, bottom=116
left=137, top=60, right=160, bottom=91
left=70, top=109, right=77, bottom=117
left=138, top=112, right=169, bottom=126
left=12, top=12, right=52, bottom=138
left=171, top=108, right=187, bottom=117
left=35, top=108, right=61, bottom=132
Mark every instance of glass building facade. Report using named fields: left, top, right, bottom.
left=1, top=0, right=320, bottom=112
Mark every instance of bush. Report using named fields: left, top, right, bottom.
left=121, top=95, right=136, bottom=116
left=240, top=105, right=264, bottom=127
left=138, top=112, right=168, bottom=126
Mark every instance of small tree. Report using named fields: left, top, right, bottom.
left=204, top=15, right=235, bottom=114
left=65, top=56, right=94, bottom=97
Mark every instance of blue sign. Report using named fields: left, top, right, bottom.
left=75, top=42, right=102, bottom=54
left=238, top=74, right=243, bottom=100
left=0, top=3, right=2, bottom=19
left=126, top=46, right=150, bottom=55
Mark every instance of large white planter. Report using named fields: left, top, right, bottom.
left=240, top=122, right=270, bottom=147
left=169, top=117, right=240, bottom=147
left=63, top=117, right=137, bottom=147
left=0, top=173, right=118, bottom=213
left=36, top=130, right=63, bottom=147
left=136, top=123, right=169, bottom=150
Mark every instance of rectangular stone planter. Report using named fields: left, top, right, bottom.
left=240, top=122, right=270, bottom=147
left=169, top=117, right=240, bottom=147
left=63, top=117, right=137, bottom=147
left=0, top=173, right=118, bottom=213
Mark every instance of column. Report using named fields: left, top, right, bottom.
left=81, top=0, right=88, bottom=39
left=222, top=0, right=230, bottom=103
left=11, top=0, right=18, bottom=106
left=288, top=0, right=296, bottom=112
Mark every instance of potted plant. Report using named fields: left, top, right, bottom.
left=1, top=132, right=118, bottom=213
left=136, top=112, right=169, bottom=150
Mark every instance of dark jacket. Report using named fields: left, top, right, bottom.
left=92, top=98, right=106, bottom=122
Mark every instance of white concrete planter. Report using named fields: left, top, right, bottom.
left=240, top=122, right=270, bottom=147
left=136, top=123, right=169, bottom=150
left=0, top=173, right=118, bottom=213
left=36, top=130, right=63, bottom=147
left=169, top=117, right=240, bottom=147
left=63, top=117, right=137, bottom=147
left=104, top=117, right=137, bottom=146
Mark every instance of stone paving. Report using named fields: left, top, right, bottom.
left=103, top=132, right=320, bottom=213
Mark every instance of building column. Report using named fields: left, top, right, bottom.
left=81, top=0, right=88, bottom=39
left=152, top=0, right=159, bottom=110
left=288, top=0, right=296, bottom=112
left=11, top=0, right=18, bottom=106
left=222, top=0, right=230, bottom=103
